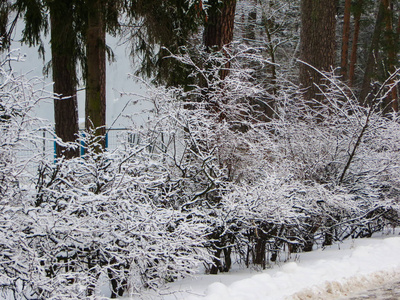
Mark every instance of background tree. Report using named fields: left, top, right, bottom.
left=340, top=0, right=352, bottom=81
left=359, top=1, right=385, bottom=105
left=0, top=1, right=14, bottom=50
left=127, top=0, right=239, bottom=87
left=83, top=0, right=125, bottom=150
left=203, top=0, right=237, bottom=80
left=84, top=0, right=107, bottom=148
left=14, top=0, right=81, bottom=158
left=49, top=0, right=80, bottom=158
left=127, top=0, right=203, bottom=87
left=349, top=0, right=364, bottom=87
left=299, top=0, right=336, bottom=101
left=382, top=0, right=398, bottom=112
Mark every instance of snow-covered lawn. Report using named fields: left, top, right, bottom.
left=132, top=229, right=400, bottom=299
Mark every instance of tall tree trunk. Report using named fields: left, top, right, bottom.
left=260, top=1, right=277, bottom=119
left=340, top=0, right=352, bottom=81
left=0, top=2, right=10, bottom=49
left=382, top=0, right=398, bottom=112
left=349, top=0, right=363, bottom=87
left=244, top=0, right=256, bottom=42
left=299, top=0, right=337, bottom=101
left=359, top=2, right=385, bottom=105
left=50, top=0, right=79, bottom=158
left=204, top=0, right=237, bottom=80
left=396, top=11, right=400, bottom=109
left=85, top=0, right=106, bottom=149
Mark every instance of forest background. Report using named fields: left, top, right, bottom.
left=1, top=0, right=400, bottom=298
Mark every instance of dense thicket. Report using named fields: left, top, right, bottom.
left=1, top=0, right=400, bottom=298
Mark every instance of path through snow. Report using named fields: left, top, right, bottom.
left=339, top=279, right=400, bottom=299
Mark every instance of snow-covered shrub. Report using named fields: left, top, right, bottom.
left=139, top=52, right=400, bottom=271
left=0, top=50, right=49, bottom=196
left=139, top=44, right=281, bottom=272
left=273, top=74, right=400, bottom=237
left=0, top=52, right=212, bottom=298
left=0, top=50, right=52, bottom=299
left=30, top=130, right=212, bottom=298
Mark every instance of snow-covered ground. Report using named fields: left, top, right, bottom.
left=131, top=229, right=400, bottom=300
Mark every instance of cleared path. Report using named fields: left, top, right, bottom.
left=340, top=280, right=400, bottom=299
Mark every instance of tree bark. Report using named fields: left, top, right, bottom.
left=50, top=0, right=80, bottom=158
left=349, top=0, right=363, bottom=87
left=340, top=0, right=352, bottom=81
left=0, top=2, right=10, bottom=49
left=204, top=0, right=237, bottom=80
left=299, top=0, right=337, bottom=101
left=85, top=0, right=106, bottom=149
left=382, top=0, right=398, bottom=112
left=359, top=2, right=385, bottom=105
left=254, top=238, right=266, bottom=268
left=261, top=3, right=277, bottom=119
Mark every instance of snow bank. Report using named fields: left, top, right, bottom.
left=162, top=234, right=400, bottom=300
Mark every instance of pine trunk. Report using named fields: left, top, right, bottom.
left=299, top=0, right=337, bottom=101
left=262, top=9, right=277, bottom=119
left=349, top=0, right=363, bottom=87
left=359, top=2, right=385, bottom=105
left=0, top=2, right=10, bottom=49
left=50, top=1, right=79, bottom=159
left=85, top=0, right=106, bottom=149
left=204, top=0, right=237, bottom=80
left=340, top=0, right=352, bottom=81
left=382, top=0, right=398, bottom=112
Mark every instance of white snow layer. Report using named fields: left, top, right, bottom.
left=154, top=232, right=400, bottom=300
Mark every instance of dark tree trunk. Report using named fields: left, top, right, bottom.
left=340, top=0, right=352, bottom=81
left=85, top=0, right=106, bottom=149
left=359, top=2, right=385, bottom=105
left=299, top=0, right=337, bottom=101
left=349, top=0, right=363, bottom=87
left=50, top=0, right=79, bottom=159
left=222, top=247, right=232, bottom=272
left=323, top=218, right=335, bottom=247
left=107, top=258, right=128, bottom=298
left=382, top=0, right=398, bottom=112
left=210, top=248, right=222, bottom=274
left=254, top=238, right=266, bottom=268
left=0, top=2, right=10, bottom=49
left=303, top=222, right=320, bottom=252
left=204, top=0, right=237, bottom=80
left=261, top=5, right=277, bottom=119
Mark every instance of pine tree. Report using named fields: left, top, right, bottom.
left=49, top=0, right=80, bottom=158
left=84, top=0, right=107, bottom=149
left=203, top=0, right=237, bottom=80
left=127, top=0, right=203, bottom=87
left=0, top=1, right=12, bottom=49
left=14, top=0, right=81, bottom=158
left=359, top=1, right=385, bottom=104
left=340, top=0, right=352, bottom=81
left=299, top=0, right=337, bottom=101
left=382, top=0, right=398, bottom=112
left=349, top=0, right=364, bottom=87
